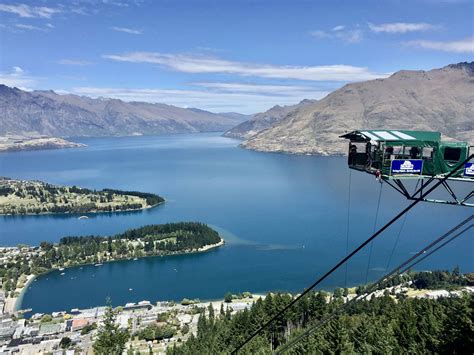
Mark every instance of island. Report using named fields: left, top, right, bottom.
left=0, top=135, right=86, bottom=153
left=0, top=177, right=164, bottom=215
left=0, top=222, right=224, bottom=313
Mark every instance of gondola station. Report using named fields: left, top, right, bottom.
left=340, top=130, right=473, bottom=206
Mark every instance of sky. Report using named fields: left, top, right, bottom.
left=0, top=0, right=473, bottom=114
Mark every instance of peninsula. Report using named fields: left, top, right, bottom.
left=0, top=222, right=224, bottom=313
left=0, top=177, right=164, bottom=215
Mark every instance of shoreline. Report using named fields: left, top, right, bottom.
left=13, top=237, right=225, bottom=312
left=5, top=274, right=36, bottom=314
left=0, top=201, right=165, bottom=218
left=193, top=238, right=225, bottom=253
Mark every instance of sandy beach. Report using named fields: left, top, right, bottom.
left=196, top=238, right=225, bottom=252
left=4, top=274, right=36, bottom=314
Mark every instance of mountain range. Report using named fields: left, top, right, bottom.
left=0, top=85, right=245, bottom=138
left=240, top=62, right=474, bottom=155
left=1, top=62, right=472, bottom=155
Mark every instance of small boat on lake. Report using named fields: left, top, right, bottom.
left=78, top=216, right=89, bottom=220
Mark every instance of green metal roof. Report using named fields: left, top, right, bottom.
left=340, top=130, right=441, bottom=143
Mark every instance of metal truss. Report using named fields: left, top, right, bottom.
left=384, top=176, right=474, bottom=207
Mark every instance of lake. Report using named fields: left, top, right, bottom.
left=0, top=133, right=471, bottom=314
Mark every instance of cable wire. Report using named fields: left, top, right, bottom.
left=385, top=212, right=408, bottom=272
left=344, top=169, right=352, bottom=287
left=404, top=224, right=472, bottom=271
left=365, top=182, right=383, bottom=283
left=274, top=214, right=473, bottom=354
left=232, top=154, right=473, bottom=354
left=386, top=180, right=420, bottom=271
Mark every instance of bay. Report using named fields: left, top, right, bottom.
left=0, top=133, right=471, bottom=314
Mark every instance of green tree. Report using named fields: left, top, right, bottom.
left=93, top=300, right=129, bottom=355
left=224, top=292, right=233, bottom=303
left=181, top=324, right=190, bottom=335
left=440, top=295, right=474, bottom=353
left=81, top=323, right=97, bottom=335
left=333, top=287, right=344, bottom=299
left=59, top=336, right=72, bottom=349
left=40, top=314, right=52, bottom=323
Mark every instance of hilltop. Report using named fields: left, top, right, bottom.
left=223, top=100, right=315, bottom=140
left=241, top=62, right=474, bottom=155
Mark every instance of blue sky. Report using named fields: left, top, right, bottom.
left=0, top=0, right=473, bottom=113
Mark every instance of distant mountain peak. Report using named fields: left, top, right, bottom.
left=446, top=61, right=474, bottom=74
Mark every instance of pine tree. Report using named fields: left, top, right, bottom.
left=93, top=300, right=129, bottom=355
left=440, top=295, right=474, bottom=353
left=208, top=303, right=215, bottom=324
left=325, top=315, right=354, bottom=353
left=220, top=303, right=225, bottom=319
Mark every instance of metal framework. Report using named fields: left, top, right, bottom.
left=383, top=175, right=474, bottom=207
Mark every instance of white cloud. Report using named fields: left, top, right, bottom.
left=14, top=23, right=48, bottom=31
left=57, top=59, right=93, bottom=66
left=101, top=0, right=131, bottom=7
left=3, top=23, right=53, bottom=33
left=192, top=82, right=324, bottom=96
left=310, top=30, right=330, bottom=39
left=338, top=29, right=363, bottom=43
left=368, top=22, right=437, bottom=34
left=110, top=26, right=142, bottom=35
left=0, top=67, right=38, bottom=89
left=103, top=52, right=386, bottom=82
left=0, top=3, right=61, bottom=18
left=191, top=82, right=310, bottom=93
left=407, top=38, right=474, bottom=53
left=68, top=85, right=329, bottom=114
left=311, top=27, right=363, bottom=43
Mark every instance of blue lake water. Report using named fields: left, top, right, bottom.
left=0, top=133, right=472, bottom=315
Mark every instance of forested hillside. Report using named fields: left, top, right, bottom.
left=169, top=270, right=473, bottom=354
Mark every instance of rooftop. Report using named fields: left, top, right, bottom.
left=340, top=130, right=442, bottom=143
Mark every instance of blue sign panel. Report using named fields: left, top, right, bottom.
left=391, top=159, right=423, bottom=175
left=464, top=162, right=474, bottom=177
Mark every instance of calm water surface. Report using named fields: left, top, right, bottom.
left=0, top=133, right=471, bottom=314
